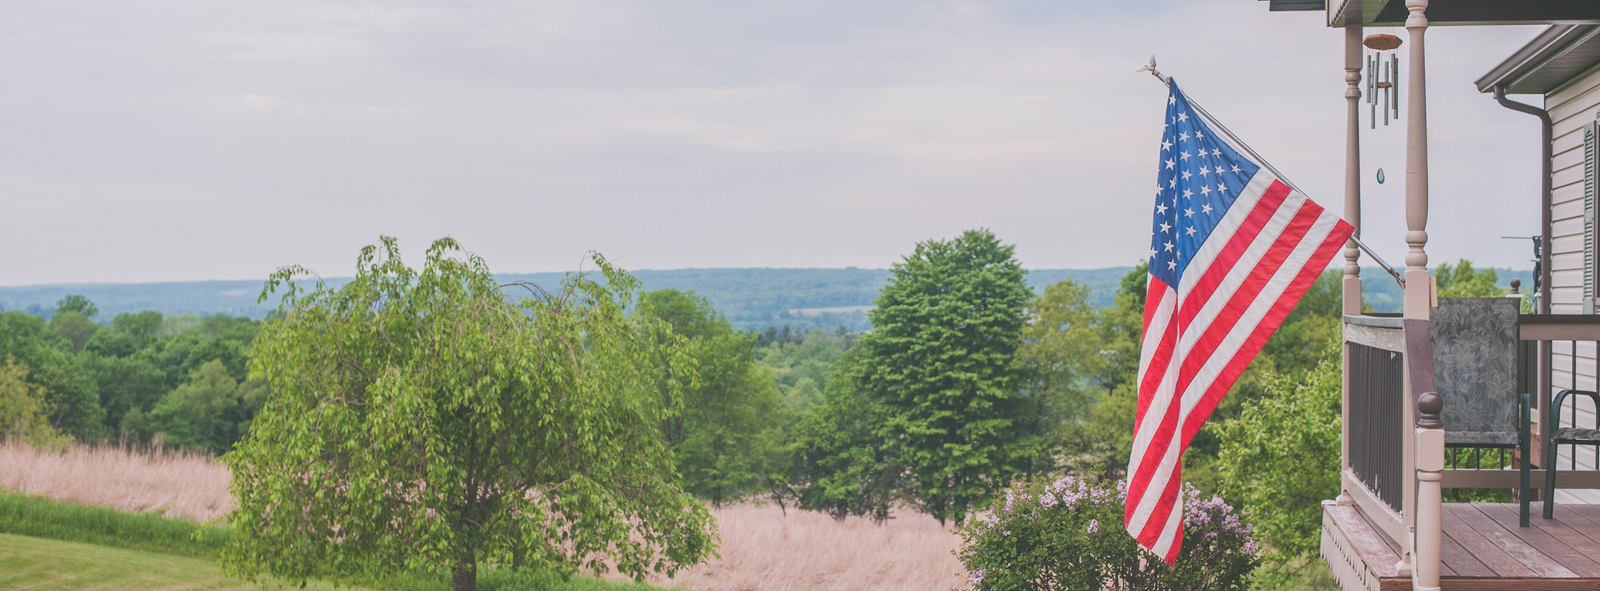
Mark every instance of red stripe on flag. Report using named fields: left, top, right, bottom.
left=1134, top=279, right=1175, bottom=431
left=1178, top=215, right=1351, bottom=448
left=1127, top=183, right=1304, bottom=510
left=1135, top=461, right=1184, bottom=547
left=1173, top=199, right=1323, bottom=398
left=1177, top=180, right=1292, bottom=328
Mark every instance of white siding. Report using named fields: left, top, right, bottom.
left=1544, top=63, right=1600, bottom=504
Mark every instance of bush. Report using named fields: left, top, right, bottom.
left=0, top=490, right=229, bottom=558
left=956, top=476, right=1258, bottom=591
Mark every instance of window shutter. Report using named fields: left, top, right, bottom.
left=1586, top=120, right=1597, bottom=313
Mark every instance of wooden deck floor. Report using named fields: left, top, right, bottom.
left=1323, top=501, right=1600, bottom=590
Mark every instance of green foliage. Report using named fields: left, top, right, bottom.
left=1015, top=280, right=1107, bottom=467
left=130, top=360, right=244, bottom=453
left=956, top=476, right=1258, bottom=591
left=643, top=288, right=786, bottom=507
left=1214, top=353, right=1342, bottom=584
left=54, top=295, right=99, bottom=319
left=844, top=229, right=1041, bottom=525
left=50, top=310, right=100, bottom=354
left=0, top=356, right=67, bottom=448
left=790, top=349, right=900, bottom=522
left=0, top=490, right=230, bottom=558
left=0, top=312, right=103, bottom=439
left=755, top=327, right=853, bottom=412
left=223, top=237, right=715, bottom=591
left=1435, top=259, right=1504, bottom=298
left=1057, top=263, right=1147, bottom=478
left=82, top=353, right=167, bottom=433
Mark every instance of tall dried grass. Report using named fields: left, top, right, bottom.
left=0, top=441, right=231, bottom=522
left=648, top=504, right=966, bottom=591
left=0, top=441, right=966, bottom=590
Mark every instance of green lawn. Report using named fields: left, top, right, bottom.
left=0, top=531, right=672, bottom=591
left=0, top=532, right=351, bottom=590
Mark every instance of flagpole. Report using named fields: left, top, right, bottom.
left=1137, top=57, right=1405, bottom=290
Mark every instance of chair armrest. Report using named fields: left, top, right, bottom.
left=1551, top=389, right=1600, bottom=432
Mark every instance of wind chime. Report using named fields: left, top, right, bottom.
left=1364, top=32, right=1402, bottom=184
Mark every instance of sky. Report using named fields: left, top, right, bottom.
left=0, top=1, right=1550, bottom=285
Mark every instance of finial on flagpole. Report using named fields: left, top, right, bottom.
left=1136, top=56, right=1169, bottom=84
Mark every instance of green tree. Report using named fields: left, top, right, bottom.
left=791, top=350, right=900, bottom=523
left=643, top=288, right=785, bottom=507
left=1014, top=279, right=1107, bottom=467
left=0, top=356, right=68, bottom=449
left=82, top=354, right=168, bottom=432
left=851, top=229, right=1040, bottom=525
left=222, top=238, right=714, bottom=591
left=0, top=312, right=103, bottom=439
left=1435, top=259, right=1504, bottom=298
left=143, top=359, right=240, bottom=452
left=54, top=295, right=98, bottom=319
left=49, top=295, right=101, bottom=355
left=1214, top=350, right=1341, bottom=584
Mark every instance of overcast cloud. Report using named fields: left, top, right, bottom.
left=0, top=1, right=1547, bottom=285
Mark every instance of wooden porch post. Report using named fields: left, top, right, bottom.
left=1338, top=3, right=1363, bottom=509
left=1343, top=7, right=1363, bottom=318
left=1404, top=1, right=1442, bottom=590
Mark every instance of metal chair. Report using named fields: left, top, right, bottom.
left=1542, top=388, right=1600, bottom=518
left=1431, top=297, right=1534, bottom=526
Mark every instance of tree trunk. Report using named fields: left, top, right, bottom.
left=452, top=557, right=477, bottom=591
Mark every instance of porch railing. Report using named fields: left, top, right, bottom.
left=1348, top=340, right=1405, bottom=512
left=1344, top=312, right=1600, bottom=513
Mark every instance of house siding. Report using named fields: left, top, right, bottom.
left=1544, top=62, right=1600, bottom=503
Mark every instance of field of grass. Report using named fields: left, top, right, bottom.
left=0, top=489, right=228, bottom=558
left=1, top=441, right=965, bottom=591
left=0, top=532, right=350, bottom=591
left=0, top=442, right=230, bottom=522
left=0, top=441, right=1353, bottom=590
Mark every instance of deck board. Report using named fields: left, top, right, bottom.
left=1440, top=504, right=1538, bottom=578
left=1475, top=503, right=1600, bottom=578
left=1445, top=504, right=1576, bottom=578
left=1324, top=502, right=1600, bottom=590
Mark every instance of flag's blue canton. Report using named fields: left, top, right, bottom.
left=1149, top=80, right=1261, bottom=288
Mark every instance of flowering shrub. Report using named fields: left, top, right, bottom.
left=956, top=476, right=1258, bottom=590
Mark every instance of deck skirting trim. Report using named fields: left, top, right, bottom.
left=1324, top=508, right=1387, bottom=591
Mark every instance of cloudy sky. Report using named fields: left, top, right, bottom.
left=0, top=1, right=1548, bottom=285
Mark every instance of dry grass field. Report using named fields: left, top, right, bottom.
left=648, top=504, right=965, bottom=591
left=0, top=442, right=231, bottom=522
left=0, top=442, right=967, bottom=591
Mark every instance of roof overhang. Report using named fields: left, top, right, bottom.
left=1476, top=25, right=1600, bottom=94
left=1262, top=1, right=1600, bottom=28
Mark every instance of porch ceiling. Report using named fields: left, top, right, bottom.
left=1476, top=25, right=1600, bottom=95
left=1262, top=1, right=1600, bottom=27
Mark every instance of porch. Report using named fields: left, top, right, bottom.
left=1323, top=501, right=1600, bottom=590
left=1330, top=309, right=1600, bottom=590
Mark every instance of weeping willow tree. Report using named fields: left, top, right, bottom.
left=222, top=237, right=716, bottom=591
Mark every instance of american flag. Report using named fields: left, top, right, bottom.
left=1124, top=80, right=1353, bottom=564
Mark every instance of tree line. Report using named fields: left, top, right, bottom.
left=0, top=231, right=1512, bottom=589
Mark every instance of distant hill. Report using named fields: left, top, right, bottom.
left=0, top=265, right=1532, bottom=332
left=0, top=267, right=1135, bottom=333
